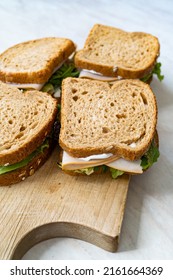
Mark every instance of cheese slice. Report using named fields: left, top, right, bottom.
left=62, top=151, right=119, bottom=170
left=79, top=69, right=122, bottom=82
left=62, top=151, right=143, bottom=174
left=107, top=158, right=143, bottom=174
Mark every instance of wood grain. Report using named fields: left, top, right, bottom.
left=0, top=149, right=130, bottom=259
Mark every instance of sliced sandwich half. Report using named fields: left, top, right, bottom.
left=0, top=82, right=58, bottom=186
left=59, top=78, right=159, bottom=178
left=75, top=24, right=164, bottom=83
left=0, top=37, right=78, bottom=95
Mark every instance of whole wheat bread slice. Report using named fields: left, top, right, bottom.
left=0, top=138, right=53, bottom=186
left=75, top=24, right=160, bottom=79
left=0, top=81, right=57, bottom=166
left=59, top=78, right=157, bottom=161
left=0, top=37, right=76, bottom=84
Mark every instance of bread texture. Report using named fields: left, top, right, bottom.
left=59, top=78, right=157, bottom=161
left=0, top=37, right=76, bottom=84
left=75, top=24, right=160, bottom=79
left=0, top=139, right=53, bottom=186
left=0, top=82, right=57, bottom=165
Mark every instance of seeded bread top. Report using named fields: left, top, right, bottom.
left=0, top=37, right=76, bottom=84
left=59, top=78, right=157, bottom=160
left=75, top=24, right=160, bottom=78
left=0, top=82, right=57, bottom=165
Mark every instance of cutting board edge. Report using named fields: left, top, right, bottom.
left=10, top=221, right=121, bottom=259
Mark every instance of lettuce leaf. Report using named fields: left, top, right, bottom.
left=74, top=167, right=95, bottom=175
left=140, top=140, right=160, bottom=170
left=42, top=83, right=54, bottom=94
left=42, top=62, right=80, bottom=94
left=75, top=165, right=109, bottom=175
left=0, top=139, right=49, bottom=175
left=58, top=163, right=124, bottom=178
left=140, top=62, right=164, bottom=83
left=110, top=168, right=124, bottom=179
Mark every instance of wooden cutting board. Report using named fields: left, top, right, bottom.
left=0, top=149, right=130, bottom=260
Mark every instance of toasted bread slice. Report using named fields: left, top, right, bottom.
left=59, top=78, right=157, bottom=161
left=75, top=24, right=159, bottom=79
left=0, top=37, right=76, bottom=84
left=0, top=138, right=53, bottom=186
left=0, top=82, right=57, bottom=165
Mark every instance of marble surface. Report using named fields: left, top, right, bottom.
left=0, top=0, right=173, bottom=259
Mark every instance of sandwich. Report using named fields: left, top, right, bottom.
left=0, top=37, right=79, bottom=97
left=75, top=24, right=164, bottom=83
left=58, top=77, right=159, bottom=178
left=0, top=82, right=58, bottom=186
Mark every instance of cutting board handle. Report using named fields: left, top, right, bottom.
left=0, top=151, right=129, bottom=260
left=11, top=222, right=119, bottom=259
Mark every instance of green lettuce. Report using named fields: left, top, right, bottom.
left=74, top=167, right=95, bottom=175
left=0, top=139, right=49, bottom=175
left=140, top=140, right=160, bottom=170
left=58, top=162, right=124, bottom=179
left=140, top=62, right=164, bottom=83
left=42, top=62, right=80, bottom=94
left=110, top=168, right=124, bottom=179
left=42, top=83, right=54, bottom=95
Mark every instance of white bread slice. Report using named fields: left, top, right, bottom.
left=75, top=24, right=160, bottom=79
left=0, top=37, right=76, bottom=84
left=59, top=78, right=157, bottom=161
left=0, top=81, right=57, bottom=166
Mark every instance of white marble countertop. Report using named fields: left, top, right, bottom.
left=1, top=0, right=173, bottom=260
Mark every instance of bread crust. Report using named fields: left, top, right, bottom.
left=0, top=85, right=58, bottom=165
left=59, top=78, right=157, bottom=161
left=0, top=37, right=76, bottom=84
left=0, top=140, right=54, bottom=186
left=75, top=24, right=160, bottom=79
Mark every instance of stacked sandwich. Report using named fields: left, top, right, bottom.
left=58, top=24, right=161, bottom=178
left=0, top=37, right=79, bottom=96
left=75, top=24, right=164, bottom=83
left=0, top=82, right=57, bottom=185
left=58, top=78, right=159, bottom=178
left=0, top=37, right=78, bottom=186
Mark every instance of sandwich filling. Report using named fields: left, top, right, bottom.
left=5, top=60, right=80, bottom=97
left=42, top=62, right=80, bottom=96
left=79, top=69, right=123, bottom=81
left=60, top=140, right=159, bottom=179
left=0, top=138, right=50, bottom=175
left=79, top=62, right=164, bottom=83
left=6, top=82, right=45, bottom=91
